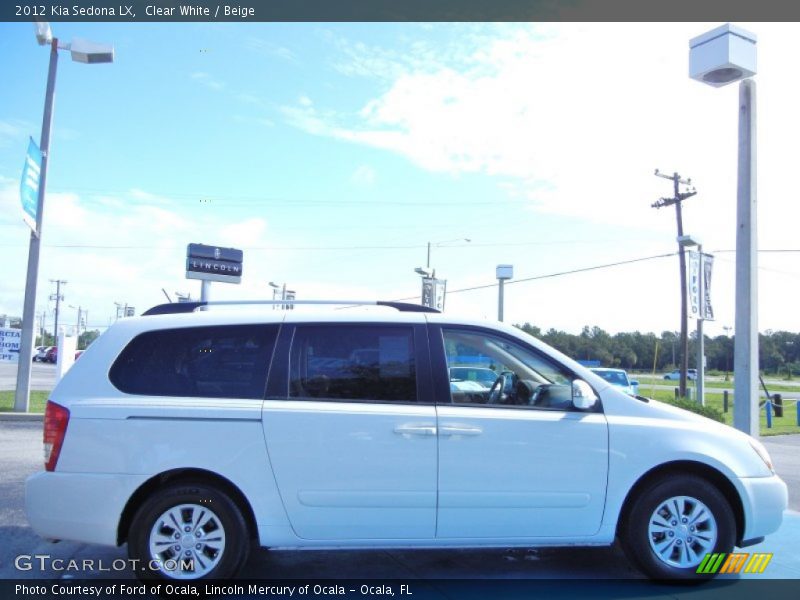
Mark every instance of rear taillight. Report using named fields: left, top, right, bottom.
left=44, top=401, right=70, bottom=472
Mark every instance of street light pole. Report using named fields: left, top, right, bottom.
left=677, top=234, right=705, bottom=405
left=734, top=79, right=759, bottom=436
left=14, top=39, right=59, bottom=412
left=697, top=243, right=705, bottom=406
left=14, top=25, right=113, bottom=412
left=689, top=23, right=758, bottom=436
left=496, top=265, right=513, bottom=322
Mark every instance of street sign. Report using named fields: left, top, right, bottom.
left=20, top=138, right=42, bottom=234
left=186, top=243, right=243, bottom=284
left=421, top=278, right=446, bottom=311
left=702, top=254, right=715, bottom=321
left=688, top=251, right=701, bottom=319
left=0, top=328, right=21, bottom=363
left=688, top=251, right=715, bottom=321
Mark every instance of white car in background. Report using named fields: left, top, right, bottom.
left=664, top=369, right=698, bottom=381
left=32, top=346, right=50, bottom=362
left=590, top=367, right=639, bottom=397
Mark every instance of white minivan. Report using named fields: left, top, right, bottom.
left=26, top=301, right=787, bottom=581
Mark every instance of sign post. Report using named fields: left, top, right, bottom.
left=186, top=244, right=243, bottom=301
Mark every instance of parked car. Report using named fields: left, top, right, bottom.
left=449, top=366, right=499, bottom=389
left=590, top=367, right=639, bottom=397
left=45, top=346, right=57, bottom=363
left=664, top=369, right=698, bottom=381
left=26, top=300, right=786, bottom=582
left=32, top=346, right=47, bottom=362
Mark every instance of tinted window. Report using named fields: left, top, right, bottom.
left=110, top=325, right=278, bottom=399
left=290, top=325, right=416, bottom=402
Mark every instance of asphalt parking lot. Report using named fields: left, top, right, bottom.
left=1, top=418, right=798, bottom=594
left=0, top=362, right=57, bottom=392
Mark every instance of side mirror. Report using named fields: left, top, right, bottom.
left=572, top=379, right=599, bottom=410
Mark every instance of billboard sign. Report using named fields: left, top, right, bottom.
left=186, top=243, right=243, bottom=284
left=0, top=328, right=21, bottom=363
left=20, top=138, right=42, bottom=234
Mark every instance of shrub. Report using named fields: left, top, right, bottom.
left=662, top=397, right=725, bottom=423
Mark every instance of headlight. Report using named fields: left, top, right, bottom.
left=749, top=439, right=775, bottom=473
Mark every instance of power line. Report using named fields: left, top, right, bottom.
left=44, top=186, right=517, bottom=207
left=392, top=252, right=679, bottom=301
left=0, top=239, right=657, bottom=251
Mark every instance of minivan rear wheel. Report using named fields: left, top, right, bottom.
left=128, top=482, right=249, bottom=581
left=622, top=474, right=735, bottom=580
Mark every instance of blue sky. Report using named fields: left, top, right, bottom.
left=1, top=22, right=799, bottom=335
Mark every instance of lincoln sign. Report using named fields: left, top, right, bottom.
left=186, top=243, right=243, bottom=284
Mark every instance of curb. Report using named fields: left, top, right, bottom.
left=0, top=412, right=44, bottom=422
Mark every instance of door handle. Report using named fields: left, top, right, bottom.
left=394, top=424, right=437, bottom=437
left=439, top=425, right=483, bottom=437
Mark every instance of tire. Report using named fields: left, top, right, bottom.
left=128, top=482, right=250, bottom=581
left=621, top=474, right=736, bottom=581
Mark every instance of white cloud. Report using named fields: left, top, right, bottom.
left=245, top=37, right=298, bottom=63
left=0, top=182, right=278, bottom=330
left=0, top=119, right=29, bottom=147
left=275, top=23, right=800, bottom=333
left=283, top=23, right=800, bottom=248
left=350, top=164, right=376, bottom=187
left=190, top=71, right=225, bottom=91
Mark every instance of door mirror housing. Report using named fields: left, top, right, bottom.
left=572, top=379, right=599, bottom=410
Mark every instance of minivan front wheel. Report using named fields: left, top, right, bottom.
left=128, top=482, right=249, bottom=581
left=623, top=475, right=735, bottom=580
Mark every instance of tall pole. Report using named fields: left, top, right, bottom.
left=734, top=79, right=759, bottom=437
left=14, top=39, right=59, bottom=412
left=426, top=242, right=431, bottom=269
left=674, top=176, right=690, bottom=399
left=697, top=244, right=705, bottom=406
left=51, top=279, right=66, bottom=344
left=498, top=278, right=505, bottom=322
left=652, top=170, right=696, bottom=399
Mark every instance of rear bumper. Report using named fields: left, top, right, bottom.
left=26, top=471, right=146, bottom=547
left=739, top=474, right=788, bottom=543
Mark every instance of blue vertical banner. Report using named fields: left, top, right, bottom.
left=20, top=137, right=42, bottom=234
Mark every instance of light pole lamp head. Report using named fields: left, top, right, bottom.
left=689, top=23, right=756, bottom=88
left=677, top=234, right=701, bottom=248
left=34, top=22, right=53, bottom=45
left=496, top=264, right=513, bottom=280
left=415, top=267, right=434, bottom=278
left=68, top=38, right=114, bottom=64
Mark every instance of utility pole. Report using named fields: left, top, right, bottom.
left=652, top=170, right=697, bottom=399
left=49, top=279, right=66, bottom=345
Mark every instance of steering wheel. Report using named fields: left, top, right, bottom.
left=487, top=374, right=507, bottom=404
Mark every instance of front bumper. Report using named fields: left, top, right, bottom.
left=738, top=474, right=788, bottom=544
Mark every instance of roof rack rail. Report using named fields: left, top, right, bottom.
left=141, top=300, right=440, bottom=316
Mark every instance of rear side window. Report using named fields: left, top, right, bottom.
left=110, top=325, right=278, bottom=399
left=289, top=325, right=417, bottom=402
